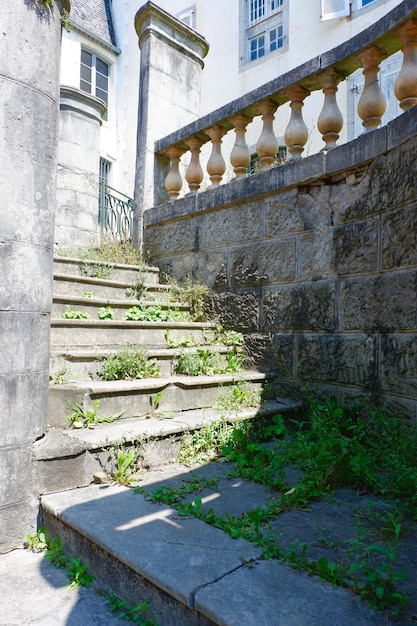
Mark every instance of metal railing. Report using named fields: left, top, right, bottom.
left=99, top=183, right=133, bottom=240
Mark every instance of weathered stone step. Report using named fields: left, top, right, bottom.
left=40, top=483, right=260, bottom=626
left=53, top=272, right=172, bottom=301
left=36, top=400, right=297, bottom=494
left=50, top=319, right=216, bottom=349
left=47, top=371, right=268, bottom=428
left=40, top=450, right=384, bottom=626
left=54, top=256, right=160, bottom=285
left=52, top=294, right=189, bottom=321
left=50, top=345, right=234, bottom=381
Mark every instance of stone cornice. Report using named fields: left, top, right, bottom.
left=135, top=1, right=209, bottom=68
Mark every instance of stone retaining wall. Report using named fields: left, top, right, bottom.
left=144, top=106, right=417, bottom=418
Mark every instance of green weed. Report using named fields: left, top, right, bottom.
left=24, top=528, right=48, bottom=552
left=168, top=275, right=209, bottom=322
left=215, top=382, right=261, bottom=411
left=124, top=305, right=190, bottom=322
left=65, top=399, right=124, bottom=429
left=88, top=239, right=143, bottom=266
left=105, top=592, right=157, bottom=625
left=174, top=348, right=244, bottom=376
left=61, top=308, right=89, bottom=320
left=178, top=418, right=242, bottom=464
left=98, top=306, right=115, bottom=320
left=112, top=448, right=139, bottom=486
left=165, top=329, right=198, bottom=348
left=97, top=346, right=159, bottom=381
left=50, top=367, right=69, bottom=385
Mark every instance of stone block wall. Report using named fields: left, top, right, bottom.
left=144, top=106, right=417, bottom=418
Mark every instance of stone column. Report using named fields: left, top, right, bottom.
left=133, top=1, right=209, bottom=249
left=55, top=87, right=105, bottom=249
left=0, top=0, right=69, bottom=552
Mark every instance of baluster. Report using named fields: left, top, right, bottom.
left=164, top=146, right=184, bottom=199
left=394, top=19, right=417, bottom=111
left=206, top=124, right=226, bottom=188
left=356, top=46, right=387, bottom=131
left=256, top=99, right=279, bottom=169
left=317, top=69, right=343, bottom=151
left=284, top=85, right=310, bottom=159
left=229, top=113, right=252, bottom=179
left=185, top=136, right=204, bottom=193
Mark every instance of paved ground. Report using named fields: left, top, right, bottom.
left=2, top=460, right=417, bottom=625
left=0, top=548, right=125, bottom=625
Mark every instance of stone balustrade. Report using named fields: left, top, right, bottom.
left=155, top=1, right=417, bottom=202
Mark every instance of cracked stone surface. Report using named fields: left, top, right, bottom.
left=14, top=457, right=414, bottom=625
left=41, top=484, right=261, bottom=609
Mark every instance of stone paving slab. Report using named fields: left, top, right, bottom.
left=41, top=484, right=261, bottom=610
left=195, top=558, right=385, bottom=626
left=0, top=548, right=124, bottom=626
left=36, top=460, right=417, bottom=625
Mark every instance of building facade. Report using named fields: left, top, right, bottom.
left=57, top=0, right=404, bottom=246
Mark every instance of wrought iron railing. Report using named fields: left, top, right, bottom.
left=99, top=183, right=133, bottom=240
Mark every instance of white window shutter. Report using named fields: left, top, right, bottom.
left=321, top=0, right=350, bottom=21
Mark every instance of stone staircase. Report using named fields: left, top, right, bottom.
left=36, top=254, right=304, bottom=625
left=35, top=255, right=295, bottom=492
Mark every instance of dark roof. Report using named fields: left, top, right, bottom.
left=70, top=0, right=117, bottom=49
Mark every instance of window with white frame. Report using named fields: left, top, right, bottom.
left=243, top=0, right=286, bottom=64
left=177, top=6, right=196, bottom=29
left=99, top=158, right=111, bottom=224
left=80, top=49, right=109, bottom=120
left=321, top=0, right=380, bottom=20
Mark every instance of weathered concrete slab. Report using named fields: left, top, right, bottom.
left=0, top=549, right=124, bottom=626
left=42, top=484, right=261, bottom=612
left=195, top=558, right=385, bottom=626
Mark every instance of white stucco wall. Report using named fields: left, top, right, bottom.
left=62, top=0, right=404, bottom=199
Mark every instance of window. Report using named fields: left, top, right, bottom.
left=243, top=0, right=286, bottom=65
left=99, top=159, right=111, bottom=225
left=249, top=0, right=283, bottom=25
left=250, top=35, right=265, bottom=60
left=321, top=0, right=349, bottom=20
left=177, top=6, right=196, bottom=28
left=362, top=0, right=375, bottom=5
left=80, top=50, right=109, bottom=120
left=347, top=51, right=402, bottom=141
left=269, top=25, right=283, bottom=51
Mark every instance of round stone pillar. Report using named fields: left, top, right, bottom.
left=0, top=0, right=69, bottom=552
left=55, top=86, right=105, bottom=249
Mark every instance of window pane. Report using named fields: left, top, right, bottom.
left=270, top=0, right=283, bottom=12
left=81, top=50, right=92, bottom=67
left=277, top=24, right=283, bottom=48
left=250, top=34, right=265, bottom=60
left=80, top=64, right=92, bottom=83
left=250, top=0, right=265, bottom=24
left=259, top=36, right=265, bottom=57
left=362, top=0, right=375, bottom=5
left=96, top=72, right=108, bottom=92
left=96, top=88, right=108, bottom=105
left=80, top=79, right=91, bottom=93
left=96, top=58, right=109, bottom=77
left=270, top=28, right=277, bottom=51
left=80, top=50, right=92, bottom=93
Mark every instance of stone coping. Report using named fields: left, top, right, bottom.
left=135, top=1, right=209, bottom=65
left=145, top=104, right=417, bottom=228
